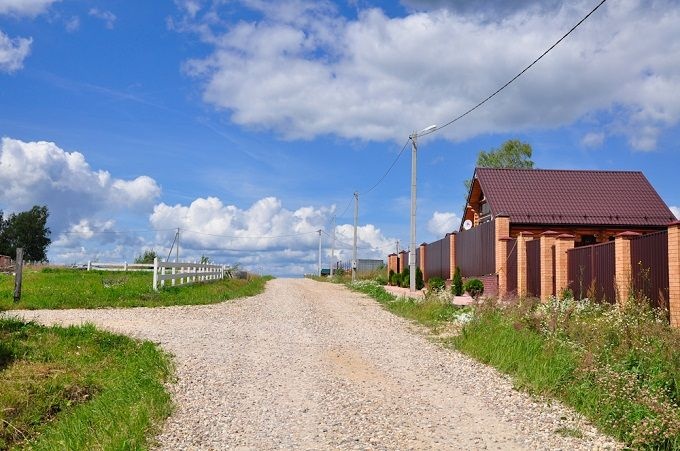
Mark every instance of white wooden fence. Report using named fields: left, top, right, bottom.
left=87, top=258, right=230, bottom=291
left=152, top=257, right=228, bottom=291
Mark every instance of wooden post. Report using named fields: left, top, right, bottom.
left=13, top=248, right=23, bottom=303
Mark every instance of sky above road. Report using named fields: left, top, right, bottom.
left=1, top=0, right=679, bottom=276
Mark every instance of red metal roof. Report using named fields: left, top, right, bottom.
left=474, top=168, right=675, bottom=227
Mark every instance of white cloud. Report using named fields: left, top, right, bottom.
left=427, top=211, right=460, bottom=237
left=0, top=137, right=161, bottom=233
left=671, top=206, right=680, bottom=220
left=149, top=196, right=394, bottom=275
left=179, top=0, right=680, bottom=150
left=65, top=16, right=80, bottom=32
left=0, top=30, right=31, bottom=73
left=89, top=8, right=116, bottom=29
left=581, top=131, right=604, bottom=148
left=0, top=0, right=59, bottom=17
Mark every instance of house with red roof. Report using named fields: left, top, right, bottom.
left=463, top=167, right=675, bottom=244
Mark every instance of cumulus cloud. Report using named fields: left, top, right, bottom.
left=89, top=8, right=116, bottom=29
left=0, top=30, right=31, bottom=73
left=178, top=0, right=680, bottom=150
left=0, top=0, right=59, bottom=17
left=0, top=137, right=161, bottom=233
left=671, top=206, right=680, bottom=220
left=581, top=131, right=605, bottom=148
left=149, top=196, right=394, bottom=275
left=427, top=211, right=460, bottom=237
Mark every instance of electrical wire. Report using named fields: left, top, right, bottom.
left=362, top=138, right=411, bottom=195
left=418, top=0, right=608, bottom=138
left=182, top=229, right=320, bottom=239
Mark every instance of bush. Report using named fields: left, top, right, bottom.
left=452, top=267, right=463, bottom=296
left=400, top=267, right=410, bottom=288
left=374, top=273, right=387, bottom=285
left=427, top=276, right=445, bottom=292
left=416, top=267, right=424, bottom=290
left=388, top=269, right=396, bottom=286
left=464, top=278, right=484, bottom=298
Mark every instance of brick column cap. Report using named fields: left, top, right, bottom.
left=615, top=231, right=642, bottom=238
left=495, top=213, right=510, bottom=218
left=540, top=230, right=560, bottom=237
left=555, top=233, right=575, bottom=239
left=499, top=236, right=514, bottom=241
left=388, top=253, right=397, bottom=257
left=518, top=231, right=534, bottom=237
left=420, top=242, right=428, bottom=247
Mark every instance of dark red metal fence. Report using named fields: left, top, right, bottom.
left=567, top=241, right=616, bottom=303
left=456, top=220, right=495, bottom=276
left=506, top=238, right=517, bottom=296
left=526, top=239, right=541, bottom=298
left=631, top=230, right=669, bottom=310
left=424, top=235, right=451, bottom=280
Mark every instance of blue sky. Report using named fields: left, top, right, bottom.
left=1, top=0, right=679, bottom=276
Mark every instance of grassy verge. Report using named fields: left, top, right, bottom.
left=452, top=298, right=680, bottom=449
left=1, top=267, right=271, bottom=310
left=0, top=317, right=172, bottom=449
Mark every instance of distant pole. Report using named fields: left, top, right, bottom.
left=176, top=228, right=180, bottom=263
left=13, top=248, right=23, bottom=303
left=330, top=216, right=336, bottom=276
left=352, top=192, right=359, bottom=283
left=317, top=229, right=322, bottom=277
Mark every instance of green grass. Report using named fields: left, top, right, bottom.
left=452, top=298, right=680, bottom=449
left=0, top=267, right=271, bottom=310
left=0, top=317, right=173, bottom=450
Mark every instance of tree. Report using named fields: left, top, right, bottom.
left=134, top=250, right=158, bottom=264
left=464, top=139, right=534, bottom=195
left=0, top=206, right=51, bottom=262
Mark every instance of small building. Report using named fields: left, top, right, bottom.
left=0, top=255, right=12, bottom=268
left=463, top=167, right=675, bottom=243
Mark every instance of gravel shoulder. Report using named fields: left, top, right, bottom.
left=7, top=278, right=620, bottom=449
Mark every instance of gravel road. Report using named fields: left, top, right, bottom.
left=10, top=278, right=620, bottom=450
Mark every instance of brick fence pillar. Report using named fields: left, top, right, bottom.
left=449, top=232, right=457, bottom=280
left=615, top=231, right=640, bottom=304
left=494, top=215, right=510, bottom=298
left=554, top=234, right=575, bottom=298
left=540, top=231, right=559, bottom=302
left=517, top=232, right=533, bottom=298
left=667, top=221, right=680, bottom=327
left=419, top=243, right=427, bottom=281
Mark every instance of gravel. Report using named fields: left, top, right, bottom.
left=8, top=278, right=621, bottom=450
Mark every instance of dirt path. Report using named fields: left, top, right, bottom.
left=10, top=278, right=618, bottom=449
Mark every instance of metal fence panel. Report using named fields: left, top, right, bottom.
left=568, top=242, right=615, bottom=303
left=456, top=220, right=495, bottom=277
left=631, top=230, right=669, bottom=310
left=425, top=236, right=451, bottom=280
left=526, top=239, right=541, bottom=298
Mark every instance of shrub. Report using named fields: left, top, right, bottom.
left=388, top=269, right=396, bottom=286
left=452, top=267, right=463, bottom=296
left=416, top=267, right=424, bottom=290
left=464, top=278, right=484, bottom=298
left=427, top=276, right=445, bottom=292
left=400, top=268, right=410, bottom=288
left=374, top=273, right=387, bottom=285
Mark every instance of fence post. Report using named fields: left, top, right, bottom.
left=554, top=234, right=575, bottom=298
left=668, top=221, right=680, bottom=328
left=124, top=261, right=128, bottom=272
left=87, top=260, right=91, bottom=271
left=516, top=232, right=533, bottom=298
left=13, top=248, right=23, bottom=302
left=152, top=257, right=158, bottom=291
left=449, top=232, right=457, bottom=280
left=539, top=231, right=558, bottom=302
left=614, top=231, right=640, bottom=304
left=494, top=215, right=510, bottom=298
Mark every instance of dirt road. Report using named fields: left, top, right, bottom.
left=13, top=278, right=618, bottom=449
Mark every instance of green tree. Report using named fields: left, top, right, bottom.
left=464, top=139, right=534, bottom=194
left=134, top=250, right=158, bottom=264
left=452, top=266, right=463, bottom=296
left=0, top=206, right=51, bottom=261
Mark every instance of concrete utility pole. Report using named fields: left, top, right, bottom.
left=330, top=216, right=336, bottom=276
left=352, top=192, right=359, bottom=283
left=409, top=125, right=437, bottom=292
left=176, top=227, right=180, bottom=263
left=317, top=229, right=322, bottom=277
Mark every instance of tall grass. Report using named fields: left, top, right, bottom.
left=453, top=297, right=680, bottom=449
left=0, top=267, right=271, bottom=310
left=0, top=317, right=172, bottom=449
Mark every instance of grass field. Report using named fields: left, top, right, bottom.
left=0, top=317, right=172, bottom=450
left=0, top=267, right=271, bottom=310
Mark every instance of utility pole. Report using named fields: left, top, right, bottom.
left=409, top=124, right=437, bottom=292
left=317, top=229, right=322, bottom=277
left=330, top=216, right=336, bottom=276
left=176, top=227, right=180, bottom=263
left=352, top=192, right=358, bottom=283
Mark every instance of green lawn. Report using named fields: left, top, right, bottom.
left=0, top=267, right=271, bottom=310
left=0, top=317, right=173, bottom=450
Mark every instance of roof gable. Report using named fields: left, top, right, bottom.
left=475, top=168, right=674, bottom=227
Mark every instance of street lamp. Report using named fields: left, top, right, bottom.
left=408, top=124, right=437, bottom=292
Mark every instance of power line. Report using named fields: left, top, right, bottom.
left=57, top=227, right=176, bottom=235
left=362, top=138, right=411, bottom=195
left=419, top=0, right=608, bottom=138
left=182, top=229, right=319, bottom=239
